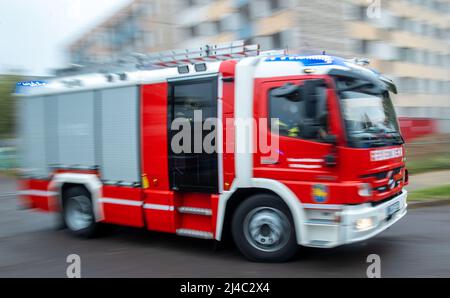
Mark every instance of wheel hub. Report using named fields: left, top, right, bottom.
left=65, top=195, right=93, bottom=231
left=244, top=207, right=291, bottom=252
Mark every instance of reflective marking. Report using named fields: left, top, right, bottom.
left=288, top=164, right=321, bottom=169
left=303, top=203, right=343, bottom=210
left=98, top=198, right=143, bottom=206
left=143, top=203, right=175, bottom=211
left=287, top=158, right=323, bottom=163
left=18, top=190, right=57, bottom=197
left=0, top=192, right=18, bottom=198
left=178, top=206, right=212, bottom=216
left=176, top=228, right=214, bottom=239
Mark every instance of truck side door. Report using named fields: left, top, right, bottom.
left=253, top=76, right=341, bottom=201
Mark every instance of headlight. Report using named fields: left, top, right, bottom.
left=358, top=183, right=372, bottom=197
left=355, top=217, right=374, bottom=231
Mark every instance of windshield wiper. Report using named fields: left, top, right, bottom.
left=349, top=138, right=387, bottom=148
left=349, top=129, right=405, bottom=147
left=384, top=131, right=405, bottom=145
left=349, top=133, right=387, bottom=147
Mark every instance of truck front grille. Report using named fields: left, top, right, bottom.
left=360, top=166, right=403, bottom=180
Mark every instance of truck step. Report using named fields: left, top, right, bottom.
left=178, top=206, right=212, bottom=216
left=176, top=228, right=214, bottom=239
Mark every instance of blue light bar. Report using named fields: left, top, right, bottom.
left=15, top=80, right=47, bottom=94
left=265, top=55, right=346, bottom=67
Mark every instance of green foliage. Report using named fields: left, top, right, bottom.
left=409, top=185, right=450, bottom=201
left=0, top=75, right=21, bottom=139
left=407, top=152, right=450, bottom=175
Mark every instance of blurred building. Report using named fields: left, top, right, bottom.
left=174, top=0, right=351, bottom=57
left=68, top=0, right=178, bottom=64
left=68, top=0, right=353, bottom=60
left=67, top=0, right=450, bottom=133
left=345, top=0, right=450, bottom=133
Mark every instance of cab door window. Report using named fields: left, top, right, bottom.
left=269, top=79, right=329, bottom=142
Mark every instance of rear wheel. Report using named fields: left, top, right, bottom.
left=231, top=194, right=298, bottom=262
left=63, top=186, right=101, bottom=238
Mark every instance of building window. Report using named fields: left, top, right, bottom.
left=355, top=40, right=369, bottom=55
left=144, top=31, right=155, bottom=48
left=357, top=5, right=369, bottom=21
left=272, top=32, right=282, bottom=48
left=269, top=0, right=281, bottom=11
left=188, top=25, right=198, bottom=38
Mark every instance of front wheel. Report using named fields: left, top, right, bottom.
left=231, top=194, right=298, bottom=262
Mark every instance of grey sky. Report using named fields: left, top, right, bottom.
left=0, top=0, right=131, bottom=76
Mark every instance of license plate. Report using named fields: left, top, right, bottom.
left=387, top=201, right=400, bottom=217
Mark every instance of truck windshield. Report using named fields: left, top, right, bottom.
left=336, top=79, right=403, bottom=148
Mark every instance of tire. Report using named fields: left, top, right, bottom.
left=62, top=186, right=101, bottom=238
left=231, top=194, right=298, bottom=262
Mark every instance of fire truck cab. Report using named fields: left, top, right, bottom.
left=15, top=41, right=407, bottom=262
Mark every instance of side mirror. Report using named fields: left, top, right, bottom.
left=379, top=75, right=398, bottom=94
left=302, top=79, right=327, bottom=119
left=323, top=134, right=338, bottom=167
left=272, top=83, right=301, bottom=100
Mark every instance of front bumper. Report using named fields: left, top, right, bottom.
left=302, top=189, right=407, bottom=248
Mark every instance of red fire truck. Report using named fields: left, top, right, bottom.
left=15, top=41, right=407, bottom=262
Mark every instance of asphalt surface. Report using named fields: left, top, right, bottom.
left=1, top=176, right=450, bottom=277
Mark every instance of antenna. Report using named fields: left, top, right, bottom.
left=348, top=57, right=371, bottom=66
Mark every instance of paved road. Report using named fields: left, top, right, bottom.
left=1, top=176, right=450, bottom=277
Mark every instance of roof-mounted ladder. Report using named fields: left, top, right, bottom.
left=56, top=40, right=260, bottom=76
left=139, top=40, right=259, bottom=68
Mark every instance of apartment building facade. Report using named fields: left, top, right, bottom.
left=346, top=0, right=450, bottom=131
left=68, top=0, right=353, bottom=63
left=67, top=0, right=450, bottom=131
left=174, top=0, right=351, bottom=56
left=68, top=0, right=177, bottom=64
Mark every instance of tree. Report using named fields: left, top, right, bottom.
left=0, top=75, right=21, bottom=139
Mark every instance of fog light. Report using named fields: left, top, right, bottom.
left=358, top=183, right=372, bottom=197
left=355, top=217, right=374, bottom=231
